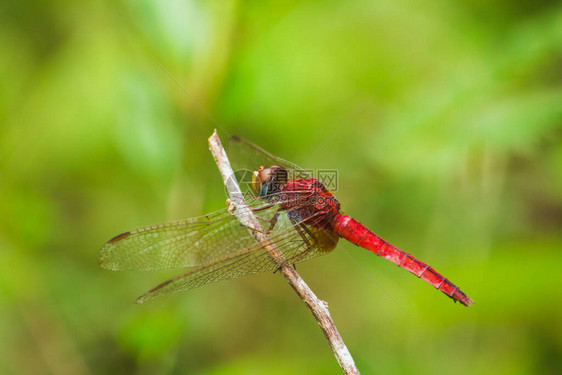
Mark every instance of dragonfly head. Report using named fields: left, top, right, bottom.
left=252, top=165, right=288, bottom=198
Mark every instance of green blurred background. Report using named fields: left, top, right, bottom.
left=1, top=1, right=561, bottom=374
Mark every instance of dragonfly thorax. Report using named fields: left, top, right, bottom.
left=253, top=165, right=341, bottom=228
left=281, top=178, right=341, bottom=229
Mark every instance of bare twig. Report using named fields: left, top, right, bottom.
left=208, top=130, right=360, bottom=375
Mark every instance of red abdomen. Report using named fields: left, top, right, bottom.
left=331, top=214, right=473, bottom=306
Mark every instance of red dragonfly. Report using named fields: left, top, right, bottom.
left=99, top=136, right=473, bottom=306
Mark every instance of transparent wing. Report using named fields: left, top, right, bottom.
left=136, top=215, right=339, bottom=303
left=101, top=135, right=341, bottom=302
left=99, top=137, right=322, bottom=273
left=98, top=200, right=279, bottom=271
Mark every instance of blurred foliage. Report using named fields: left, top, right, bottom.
left=1, top=0, right=561, bottom=374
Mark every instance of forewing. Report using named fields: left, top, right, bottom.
left=136, top=215, right=339, bottom=303
left=98, top=201, right=278, bottom=271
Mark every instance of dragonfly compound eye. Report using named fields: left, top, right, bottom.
left=252, top=165, right=288, bottom=198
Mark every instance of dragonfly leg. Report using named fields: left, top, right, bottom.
left=239, top=222, right=270, bottom=235
left=266, top=208, right=282, bottom=233
left=250, top=202, right=276, bottom=212
left=248, top=203, right=282, bottom=234
left=240, top=206, right=284, bottom=237
left=254, top=207, right=283, bottom=234
left=253, top=214, right=273, bottom=225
